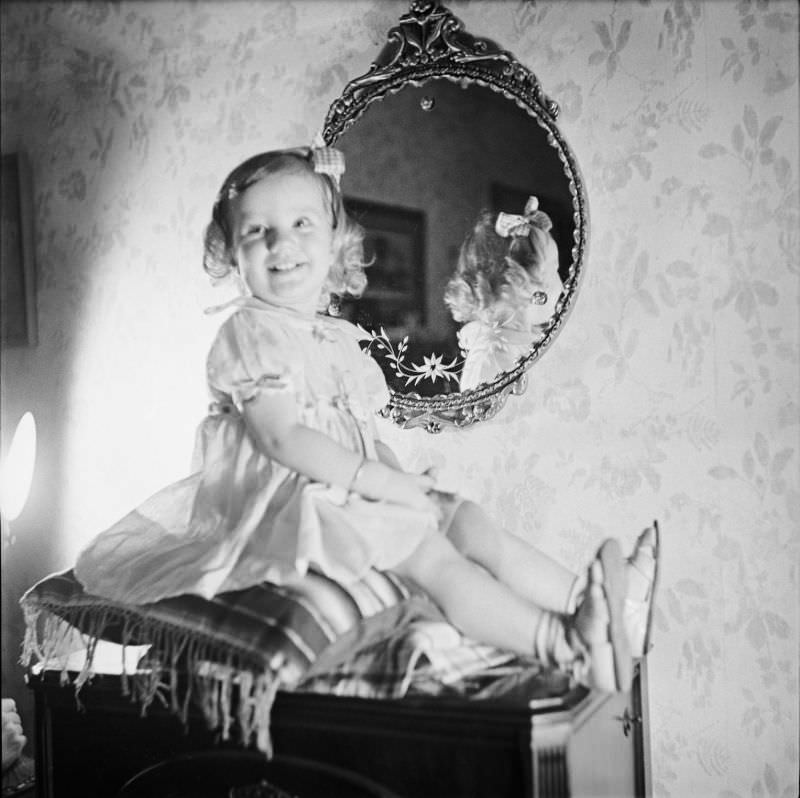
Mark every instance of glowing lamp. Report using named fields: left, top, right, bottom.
left=0, top=411, right=37, bottom=522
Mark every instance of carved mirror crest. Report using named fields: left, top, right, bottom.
left=323, top=1, right=588, bottom=432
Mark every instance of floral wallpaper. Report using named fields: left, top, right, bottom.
left=1, top=1, right=797, bottom=796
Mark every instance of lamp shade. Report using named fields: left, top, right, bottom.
left=0, top=411, right=37, bottom=522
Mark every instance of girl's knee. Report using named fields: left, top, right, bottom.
left=393, top=533, right=462, bottom=585
left=447, top=500, right=501, bottom=565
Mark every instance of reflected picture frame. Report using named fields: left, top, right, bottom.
left=1, top=152, right=37, bottom=347
left=342, top=197, right=426, bottom=336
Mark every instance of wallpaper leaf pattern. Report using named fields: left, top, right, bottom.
left=1, top=2, right=798, bottom=796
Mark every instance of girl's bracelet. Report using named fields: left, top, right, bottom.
left=347, top=456, right=369, bottom=493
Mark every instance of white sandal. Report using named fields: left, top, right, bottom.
left=624, top=521, right=660, bottom=657
left=569, top=538, right=633, bottom=692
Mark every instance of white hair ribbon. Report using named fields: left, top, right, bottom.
left=310, top=146, right=345, bottom=188
left=494, top=195, right=552, bottom=237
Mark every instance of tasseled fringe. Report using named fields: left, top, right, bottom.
left=20, top=601, right=282, bottom=756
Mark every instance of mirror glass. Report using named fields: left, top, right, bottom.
left=336, top=78, right=576, bottom=397
left=324, top=2, right=587, bottom=430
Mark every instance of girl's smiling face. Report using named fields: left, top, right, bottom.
left=229, top=170, right=335, bottom=314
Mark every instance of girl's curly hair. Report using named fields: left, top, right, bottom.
left=202, top=148, right=369, bottom=307
left=444, top=210, right=556, bottom=323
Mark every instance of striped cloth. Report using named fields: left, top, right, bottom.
left=20, top=568, right=415, bottom=683
left=297, top=598, right=517, bottom=699
left=19, top=568, right=520, bottom=753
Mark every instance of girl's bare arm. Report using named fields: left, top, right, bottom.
left=374, top=439, right=403, bottom=470
left=242, top=391, right=436, bottom=512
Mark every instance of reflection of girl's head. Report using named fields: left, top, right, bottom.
left=444, top=206, right=563, bottom=327
left=202, top=148, right=369, bottom=305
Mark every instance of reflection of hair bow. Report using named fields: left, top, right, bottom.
left=494, top=196, right=552, bottom=238
left=311, top=146, right=345, bottom=188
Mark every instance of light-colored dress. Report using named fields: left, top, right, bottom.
left=457, top=320, right=541, bottom=390
left=74, top=298, right=445, bottom=605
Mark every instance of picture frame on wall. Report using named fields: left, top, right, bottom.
left=341, top=197, right=426, bottom=335
left=1, top=152, right=37, bottom=347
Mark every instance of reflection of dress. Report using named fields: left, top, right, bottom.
left=458, top=320, right=543, bottom=390
left=75, top=298, right=445, bottom=604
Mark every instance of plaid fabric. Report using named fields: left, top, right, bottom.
left=297, top=597, right=517, bottom=700
left=310, top=146, right=345, bottom=186
left=20, top=568, right=530, bottom=753
left=20, top=568, right=413, bottom=678
left=22, top=569, right=519, bottom=698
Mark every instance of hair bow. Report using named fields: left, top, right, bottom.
left=494, top=195, right=552, bottom=238
left=310, top=145, right=345, bottom=188
left=220, top=145, right=346, bottom=202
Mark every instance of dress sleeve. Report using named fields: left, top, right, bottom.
left=359, top=349, right=391, bottom=411
left=335, top=318, right=391, bottom=412
left=207, top=312, right=298, bottom=411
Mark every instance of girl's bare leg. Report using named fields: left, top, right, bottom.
left=445, top=500, right=578, bottom=613
left=446, top=503, right=661, bottom=659
left=392, top=531, right=543, bottom=655
left=392, top=532, right=633, bottom=691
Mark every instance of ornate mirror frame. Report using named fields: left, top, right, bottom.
left=323, top=1, right=588, bottom=433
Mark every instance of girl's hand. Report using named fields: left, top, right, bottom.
left=354, top=461, right=438, bottom=515
left=389, top=470, right=438, bottom=514
left=422, top=466, right=439, bottom=482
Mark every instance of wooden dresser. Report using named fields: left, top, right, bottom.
left=28, top=662, right=650, bottom=798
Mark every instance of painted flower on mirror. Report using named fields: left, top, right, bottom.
left=358, top=327, right=463, bottom=387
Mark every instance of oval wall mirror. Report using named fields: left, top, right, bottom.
left=323, top=1, right=588, bottom=432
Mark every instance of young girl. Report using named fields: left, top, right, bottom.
left=445, top=197, right=564, bottom=390
left=75, top=148, right=658, bottom=693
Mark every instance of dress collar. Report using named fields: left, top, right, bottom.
left=205, top=295, right=339, bottom=338
left=206, top=295, right=321, bottom=321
